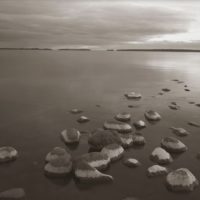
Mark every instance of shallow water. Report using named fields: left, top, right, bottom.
left=0, top=50, right=200, bottom=200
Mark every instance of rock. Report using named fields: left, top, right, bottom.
left=128, top=105, right=139, bottom=108
left=189, top=101, right=195, bottom=104
left=70, top=109, right=83, bottom=114
left=170, top=127, right=190, bottom=137
left=169, top=105, right=180, bottom=110
left=123, top=158, right=140, bottom=168
left=132, top=133, right=146, bottom=145
left=0, top=188, right=25, bottom=199
left=44, top=155, right=72, bottom=177
left=162, top=88, right=171, bottom=92
left=133, top=120, right=146, bottom=129
left=77, top=116, right=90, bottom=123
left=101, top=144, right=124, bottom=161
left=118, top=133, right=133, bottom=148
left=61, top=128, right=80, bottom=144
left=150, top=147, right=173, bottom=165
left=88, top=129, right=122, bottom=150
left=158, top=92, right=164, bottom=95
left=144, top=110, right=161, bottom=121
left=185, top=89, right=190, bottom=91
left=166, top=168, right=199, bottom=192
left=172, top=79, right=179, bottom=82
left=103, top=120, right=132, bottom=133
left=75, top=152, right=110, bottom=170
left=45, top=147, right=70, bottom=163
left=125, top=92, right=142, bottom=100
left=188, top=121, right=200, bottom=127
left=171, top=102, right=177, bottom=105
left=161, top=137, right=187, bottom=153
left=196, top=103, right=200, bottom=107
left=147, top=165, right=168, bottom=177
left=115, top=112, right=131, bottom=122
left=177, top=81, right=184, bottom=84
left=0, top=146, right=18, bottom=163
left=74, top=161, right=113, bottom=183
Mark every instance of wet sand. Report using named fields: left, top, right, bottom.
left=0, top=50, right=200, bottom=200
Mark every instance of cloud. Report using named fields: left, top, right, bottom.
left=0, top=0, right=199, bottom=48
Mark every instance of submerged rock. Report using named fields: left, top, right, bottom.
left=115, top=112, right=131, bottom=122
left=123, top=158, right=140, bottom=168
left=103, top=120, right=132, bottom=133
left=44, top=155, right=72, bottom=177
left=133, top=120, right=146, bottom=129
left=132, top=133, right=146, bottom=145
left=45, top=147, right=70, bottom=163
left=166, top=168, right=199, bottom=192
left=75, top=152, right=110, bottom=170
left=70, top=109, right=83, bottom=114
left=61, top=128, right=80, bottom=144
left=0, top=146, right=18, bottom=163
left=144, top=110, right=161, bottom=121
left=188, top=121, right=200, bottom=127
left=101, top=144, right=124, bottom=161
left=77, top=116, right=90, bottom=123
left=170, top=127, right=190, bottom=137
left=88, top=129, right=122, bottom=150
left=119, top=133, right=133, bottom=148
left=162, top=88, right=171, bottom=92
left=161, top=137, right=187, bottom=153
left=74, top=161, right=113, bottom=183
left=0, top=188, right=25, bottom=199
left=147, top=165, right=168, bottom=177
left=125, top=92, right=142, bottom=100
left=150, top=147, right=173, bottom=165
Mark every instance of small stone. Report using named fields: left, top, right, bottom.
left=123, top=158, right=140, bottom=168
left=144, top=110, right=161, bottom=121
left=170, top=127, right=190, bottom=137
left=125, top=92, right=142, bottom=100
left=185, top=88, right=190, bottom=91
left=118, top=133, right=133, bottom=148
left=74, top=161, right=113, bottom=183
left=171, top=102, right=177, bottom=105
left=115, top=112, right=131, bottom=122
left=177, top=81, right=184, bottom=84
left=189, top=101, right=195, bottom=104
left=88, top=129, right=122, bottom=150
left=103, top=120, right=132, bottom=133
left=0, top=146, right=18, bottom=163
left=196, top=104, right=200, bottom=107
left=45, top=147, right=70, bottom=163
left=161, top=137, right=187, bottom=153
left=77, top=116, right=90, bottom=123
left=162, top=88, right=171, bottom=92
left=133, top=120, right=146, bottom=129
left=150, top=147, right=173, bottom=165
left=166, top=168, right=199, bottom=192
left=101, top=144, right=124, bottom=162
left=147, top=165, right=168, bottom=177
left=158, top=92, right=164, bottom=95
left=75, top=152, right=110, bottom=170
left=132, top=133, right=146, bottom=145
left=70, top=109, right=83, bottom=114
left=169, top=105, right=180, bottom=110
left=60, top=128, right=80, bottom=144
left=188, top=121, right=200, bottom=127
left=44, top=155, right=72, bottom=177
left=0, top=188, right=25, bottom=199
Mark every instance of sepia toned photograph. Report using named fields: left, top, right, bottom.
left=0, top=0, right=200, bottom=199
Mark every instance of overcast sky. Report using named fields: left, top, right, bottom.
left=0, top=0, right=200, bottom=49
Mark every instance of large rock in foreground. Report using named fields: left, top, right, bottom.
left=0, top=146, right=18, bottom=163
left=166, top=168, right=199, bottom=192
left=104, top=120, right=132, bottom=133
left=150, top=147, right=173, bottom=165
left=0, top=188, right=25, bottom=199
left=88, top=129, right=122, bottom=150
left=101, top=144, right=124, bottom=161
left=161, top=137, right=187, bottom=153
left=144, top=110, right=161, bottom=121
left=61, top=128, right=80, bottom=144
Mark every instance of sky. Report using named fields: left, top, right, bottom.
left=0, top=0, right=200, bottom=49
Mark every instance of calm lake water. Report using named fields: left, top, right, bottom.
left=0, top=50, right=200, bottom=200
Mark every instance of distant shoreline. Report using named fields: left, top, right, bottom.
left=0, top=48, right=200, bottom=52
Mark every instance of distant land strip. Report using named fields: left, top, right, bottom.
left=0, top=48, right=200, bottom=52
